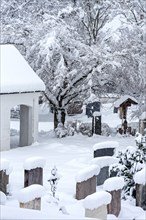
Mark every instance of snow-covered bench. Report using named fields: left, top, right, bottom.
left=17, top=184, right=46, bottom=210
left=23, top=157, right=46, bottom=187
left=103, top=176, right=124, bottom=216
left=75, top=165, right=100, bottom=200
left=83, top=191, right=111, bottom=220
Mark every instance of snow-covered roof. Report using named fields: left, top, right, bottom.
left=140, top=111, right=146, bottom=120
left=0, top=45, right=45, bottom=94
left=114, top=95, right=138, bottom=108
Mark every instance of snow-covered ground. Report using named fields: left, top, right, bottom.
left=1, top=103, right=146, bottom=220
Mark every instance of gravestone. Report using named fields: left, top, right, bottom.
left=135, top=183, right=146, bottom=210
left=94, top=147, right=115, bottom=158
left=86, top=102, right=100, bottom=117
left=0, top=171, right=9, bottom=194
left=75, top=165, right=100, bottom=200
left=24, top=168, right=43, bottom=187
left=103, top=177, right=124, bottom=217
left=96, top=166, right=109, bottom=186
left=76, top=175, right=96, bottom=200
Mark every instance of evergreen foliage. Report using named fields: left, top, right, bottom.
left=110, top=133, right=146, bottom=199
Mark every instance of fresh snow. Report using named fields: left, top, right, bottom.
left=90, top=156, right=119, bottom=168
left=23, top=157, right=46, bottom=170
left=0, top=45, right=45, bottom=94
left=1, top=103, right=145, bottom=220
left=103, top=177, right=124, bottom=191
left=0, top=192, right=7, bottom=205
left=75, top=165, right=100, bottom=183
left=0, top=158, right=13, bottom=175
left=140, top=111, right=146, bottom=120
left=17, top=184, right=46, bottom=203
left=83, top=191, right=112, bottom=210
left=93, top=141, right=119, bottom=151
left=114, top=95, right=138, bottom=108
left=134, top=167, right=146, bottom=185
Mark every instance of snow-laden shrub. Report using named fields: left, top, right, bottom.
left=78, top=122, right=92, bottom=137
left=101, top=123, right=111, bottom=136
left=109, top=135, right=146, bottom=199
left=55, top=123, right=75, bottom=138
left=55, top=123, right=68, bottom=138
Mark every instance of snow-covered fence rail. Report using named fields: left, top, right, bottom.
left=90, top=156, right=119, bottom=186
left=23, top=157, right=46, bottom=187
left=93, top=141, right=119, bottom=158
left=75, top=165, right=100, bottom=200
left=0, top=159, right=12, bottom=194
left=134, top=168, right=146, bottom=210
left=17, top=184, right=46, bottom=210
left=83, top=191, right=111, bottom=220
left=103, top=177, right=124, bottom=217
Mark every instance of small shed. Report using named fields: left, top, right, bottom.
left=114, top=95, right=138, bottom=134
left=0, top=45, right=45, bottom=151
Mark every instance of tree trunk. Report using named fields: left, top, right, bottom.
left=54, top=108, right=66, bottom=130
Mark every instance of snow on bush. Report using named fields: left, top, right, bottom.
left=90, top=156, right=119, bottom=168
left=17, top=184, right=46, bottom=203
left=75, top=165, right=100, bottom=183
left=79, top=122, right=92, bottom=137
left=83, top=191, right=111, bottom=210
left=109, top=143, right=146, bottom=199
left=103, top=177, right=124, bottom=191
left=0, top=191, right=6, bottom=205
left=0, top=159, right=13, bottom=175
left=134, top=167, right=146, bottom=185
left=23, top=157, right=46, bottom=170
left=101, top=123, right=111, bottom=136
left=93, top=141, right=119, bottom=151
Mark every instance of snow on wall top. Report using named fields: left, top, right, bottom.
left=17, top=184, right=46, bottom=203
left=103, top=177, right=124, bottom=191
left=23, top=157, right=46, bottom=170
left=83, top=191, right=111, bottom=210
left=114, top=95, right=138, bottom=108
left=75, top=165, right=100, bottom=183
left=0, top=45, right=45, bottom=94
left=140, top=111, right=146, bottom=120
left=93, top=141, right=119, bottom=151
left=0, top=158, right=13, bottom=175
left=90, top=156, right=119, bottom=168
left=134, top=167, right=146, bottom=185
